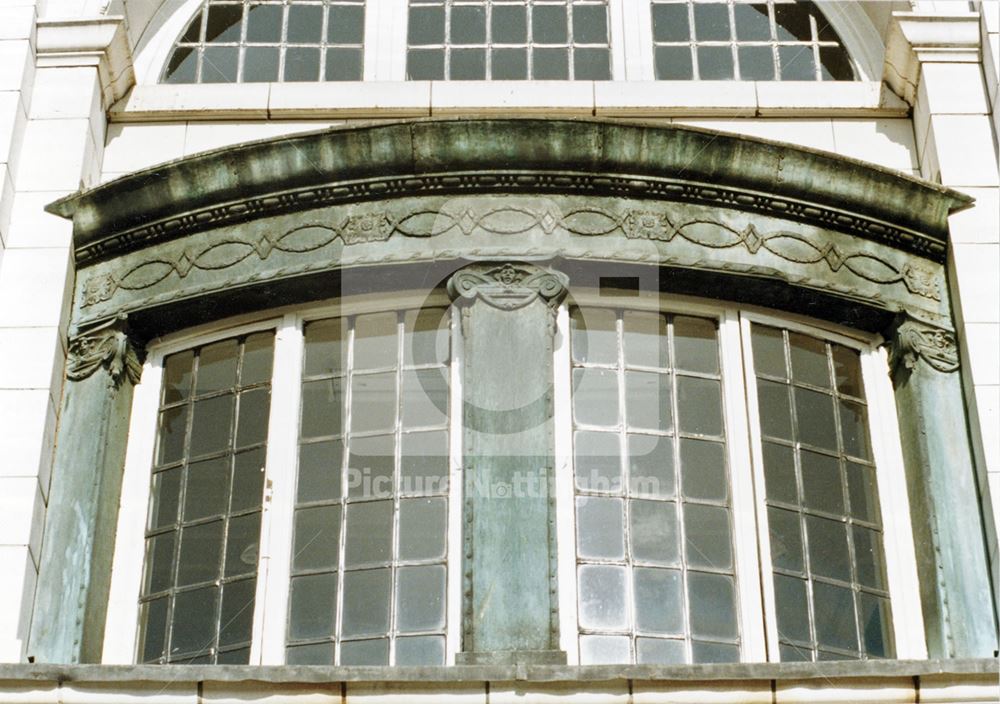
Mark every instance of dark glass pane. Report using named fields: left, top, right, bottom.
left=774, top=3, right=812, bottom=42
left=242, top=46, right=279, bottom=82
left=341, top=568, right=391, bottom=636
left=757, top=379, right=792, bottom=440
left=287, top=4, right=323, bottom=43
left=573, top=368, right=619, bottom=427
left=347, top=434, right=393, bottom=499
left=326, top=47, right=363, bottom=80
left=533, top=4, right=568, bottom=43
left=691, top=640, right=740, bottom=663
left=293, top=504, right=341, bottom=571
left=288, top=572, right=337, bottom=640
left=846, top=462, right=878, bottom=523
left=285, top=47, right=321, bottom=82
left=231, top=447, right=265, bottom=512
left=344, top=500, right=393, bottom=566
left=697, top=46, right=733, bottom=80
left=630, top=499, right=679, bottom=565
left=674, top=316, right=718, bottom=374
left=197, top=340, right=239, bottom=394
left=164, top=351, right=194, bottom=403
left=246, top=3, right=282, bottom=42
left=236, top=387, right=270, bottom=448
left=636, top=637, right=686, bottom=664
left=762, top=441, right=797, bottom=505
left=576, top=496, right=625, bottom=559
left=216, top=647, right=250, bottom=664
left=180, top=11, right=204, bottom=42
left=286, top=640, right=334, bottom=664
left=157, top=406, right=188, bottom=465
left=396, top=564, right=446, bottom=632
left=340, top=638, right=388, bottom=665
left=171, top=586, right=218, bottom=656
left=351, top=372, right=396, bottom=433
left=831, top=345, right=863, bottom=397
left=652, top=2, right=690, bottom=42
left=813, top=581, right=858, bottom=652
left=492, top=48, right=528, bottom=79
left=628, top=433, right=674, bottom=498
left=806, top=515, right=851, bottom=582
left=298, top=440, right=344, bottom=504
left=859, top=592, right=893, bottom=657
left=626, top=370, right=671, bottom=431
left=149, top=468, right=181, bottom=530
left=820, top=46, right=854, bottom=81
left=304, top=319, right=347, bottom=377
left=633, top=566, right=683, bottom=634
left=800, top=450, right=843, bottom=515
left=451, top=4, right=486, bottom=43
left=398, top=497, right=447, bottom=560
left=205, top=4, right=243, bottom=43
left=177, top=520, right=224, bottom=586
left=779, top=45, right=816, bottom=81
left=400, top=430, right=449, bottom=493
left=493, top=4, right=527, bottom=43
left=574, top=48, right=611, bottom=80
left=789, top=333, right=829, bottom=388
left=839, top=400, right=870, bottom=460
left=794, top=387, right=837, bottom=452
left=139, top=597, right=168, bottom=662
left=853, top=525, right=887, bottom=590
left=677, top=376, right=722, bottom=437
left=572, top=307, right=617, bottom=365
left=409, top=5, right=445, bottom=45
left=768, top=506, right=804, bottom=572
left=396, top=635, right=446, bottom=665
left=688, top=571, right=737, bottom=639
left=189, top=394, right=235, bottom=457
left=329, top=4, right=365, bottom=43
left=533, top=47, right=569, bottom=79
left=184, top=456, right=229, bottom=521
left=655, top=46, right=693, bottom=79
left=577, top=564, right=627, bottom=629
left=573, top=4, right=607, bottom=43
left=780, top=643, right=812, bottom=661
left=218, top=578, right=256, bottom=647
left=579, top=634, right=629, bottom=664
left=225, top=511, right=261, bottom=577
left=355, top=312, right=397, bottom=370
left=685, top=503, right=732, bottom=570
left=693, top=2, right=730, bottom=41
left=751, top=325, right=787, bottom=378
left=773, top=574, right=811, bottom=643
left=451, top=48, right=487, bottom=79
left=240, top=333, right=273, bottom=385
left=407, top=48, right=445, bottom=79
left=403, top=308, right=449, bottom=366
left=623, top=311, right=667, bottom=368
left=734, top=3, right=772, bottom=41
left=164, top=46, right=198, bottom=84
left=738, top=45, right=774, bottom=80
left=144, top=532, right=176, bottom=595
left=680, top=438, right=727, bottom=502
left=576, top=431, right=622, bottom=492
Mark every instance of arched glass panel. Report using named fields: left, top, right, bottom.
left=650, top=0, right=856, bottom=81
left=407, top=0, right=612, bottom=80
left=162, top=0, right=365, bottom=83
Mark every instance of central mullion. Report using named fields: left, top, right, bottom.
left=388, top=314, right=406, bottom=664
left=333, top=320, right=357, bottom=665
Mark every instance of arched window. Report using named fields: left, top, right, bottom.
left=649, top=0, right=855, bottom=80
left=162, top=0, right=366, bottom=83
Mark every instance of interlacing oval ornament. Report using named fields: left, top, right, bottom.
left=447, top=263, right=569, bottom=311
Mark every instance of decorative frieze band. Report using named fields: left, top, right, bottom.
left=67, top=316, right=144, bottom=387
left=889, top=317, right=960, bottom=374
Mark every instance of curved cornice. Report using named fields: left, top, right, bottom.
left=50, top=118, right=970, bottom=265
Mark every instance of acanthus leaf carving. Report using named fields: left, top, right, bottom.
left=888, top=317, right=960, bottom=374
left=447, top=262, right=569, bottom=313
left=67, top=315, right=144, bottom=387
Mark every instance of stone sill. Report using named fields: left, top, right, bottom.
left=108, top=81, right=910, bottom=122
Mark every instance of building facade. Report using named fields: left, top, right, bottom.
left=0, top=0, right=997, bottom=701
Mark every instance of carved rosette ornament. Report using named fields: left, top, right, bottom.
left=447, top=263, right=569, bottom=312
left=889, top=317, right=960, bottom=374
left=67, top=316, right=144, bottom=387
